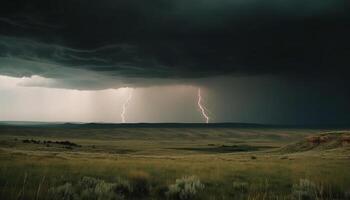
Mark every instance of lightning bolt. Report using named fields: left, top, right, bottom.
left=121, top=88, right=133, bottom=123
left=197, top=88, right=209, bottom=123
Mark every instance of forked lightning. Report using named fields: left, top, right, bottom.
left=121, top=88, right=133, bottom=123
left=197, top=88, right=209, bottom=123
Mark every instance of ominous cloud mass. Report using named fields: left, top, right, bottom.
left=0, top=0, right=349, bottom=124
left=0, top=0, right=349, bottom=89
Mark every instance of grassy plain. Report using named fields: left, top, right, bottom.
left=0, top=124, right=349, bottom=199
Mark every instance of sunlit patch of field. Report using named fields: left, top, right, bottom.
left=0, top=125, right=349, bottom=199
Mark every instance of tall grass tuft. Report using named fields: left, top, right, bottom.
left=17, top=172, right=28, bottom=200
left=35, top=175, right=45, bottom=200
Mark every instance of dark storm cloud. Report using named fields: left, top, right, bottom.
left=0, top=0, right=349, bottom=89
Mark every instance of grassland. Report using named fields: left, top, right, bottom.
left=0, top=124, right=349, bottom=199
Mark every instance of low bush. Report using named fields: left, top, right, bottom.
left=49, top=183, right=76, bottom=200
left=167, top=176, right=204, bottom=200
left=292, top=179, right=319, bottom=200
left=232, top=181, right=249, bottom=193
left=128, top=171, right=150, bottom=197
left=49, top=176, right=131, bottom=200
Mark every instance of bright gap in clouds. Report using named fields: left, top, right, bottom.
left=0, top=75, right=203, bottom=123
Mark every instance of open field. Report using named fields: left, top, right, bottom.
left=0, top=124, right=349, bottom=199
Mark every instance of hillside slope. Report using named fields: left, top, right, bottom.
left=281, top=131, right=350, bottom=153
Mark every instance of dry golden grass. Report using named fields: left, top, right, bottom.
left=0, top=126, right=349, bottom=199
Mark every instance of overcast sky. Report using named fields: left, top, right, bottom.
left=0, top=0, right=349, bottom=124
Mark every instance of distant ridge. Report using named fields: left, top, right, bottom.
left=60, top=122, right=267, bottom=128
left=0, top=121, right=59, bottom=126
left=1, top=121, right=350, bottom=129
left=0, top=122, right=266, bottom=128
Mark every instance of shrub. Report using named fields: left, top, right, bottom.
left=94, top=180, right=121, bottom=200
left=49, top=183, right=76, bottom=200
left=153, top=184, right=169, bottom=199
left=112, top=178, right=132, bottom=197
left=232, top=181, right=249, bottom=193
left=49, top=176, right=130, bottom=200
left=128, top=171, right=150, bottom=197
left=76, top=176, right=99, bottom=200
left=292, top=179, right=318, bottom=200
left=77, top=176, right=98, bottom=195
left=292, top=179, right=349, bottom=200
left=167, top=176, right=205, bottom=200
left=78, top=177, right=99, bottom=189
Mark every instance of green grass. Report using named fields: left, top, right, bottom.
left=0, top=126, right=349, bottom=199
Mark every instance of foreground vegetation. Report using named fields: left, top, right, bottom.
left=0, top=125, right=349, bottom=199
